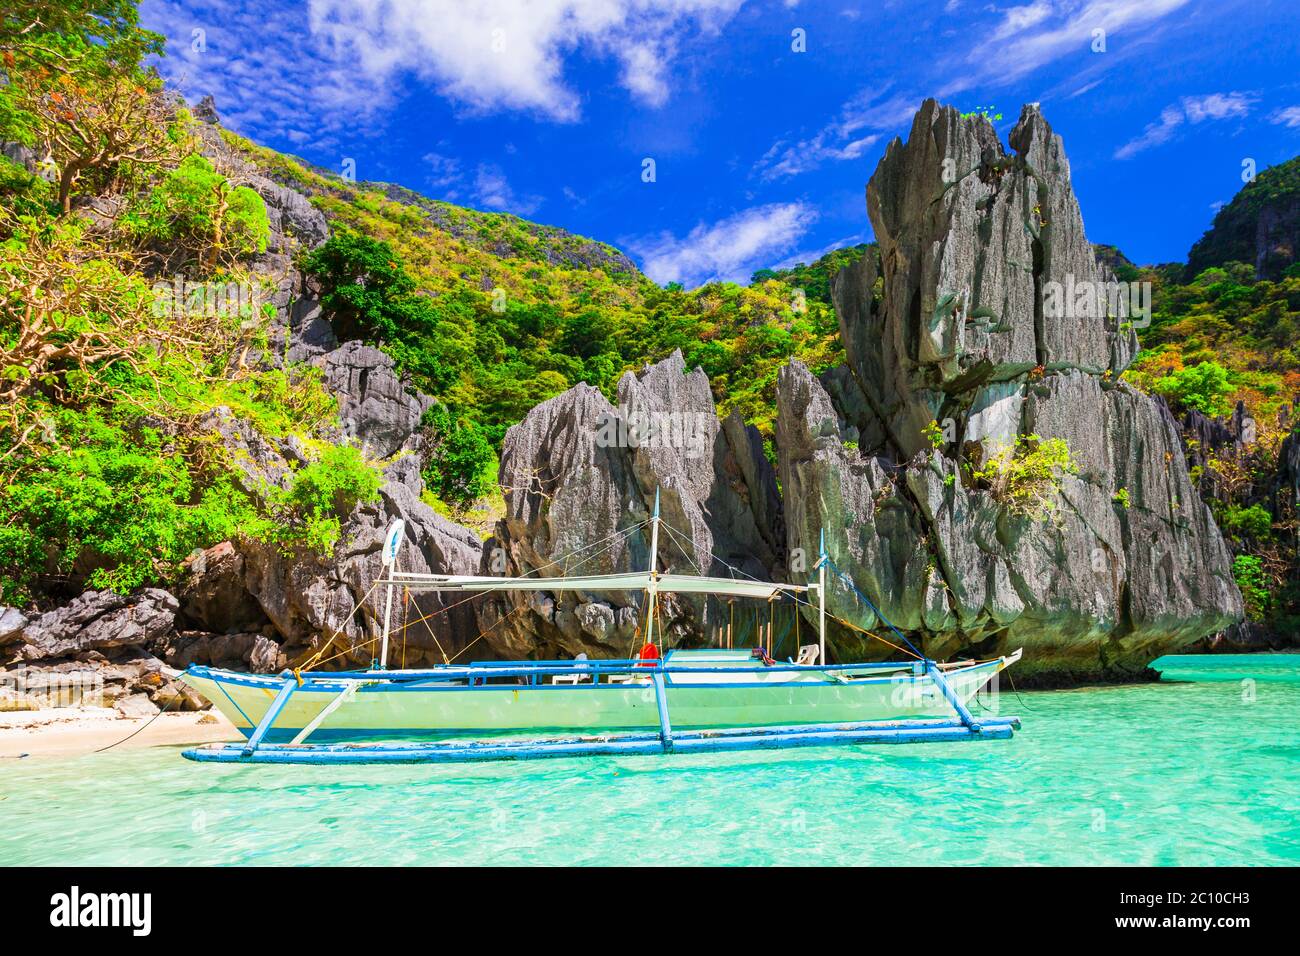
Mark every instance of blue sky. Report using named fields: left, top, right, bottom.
left=140, top=0, right=1300, bottom=287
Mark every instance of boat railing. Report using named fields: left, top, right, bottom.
left=215, top=657, right=934, bottom=688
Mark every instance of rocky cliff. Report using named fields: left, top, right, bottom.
left=475, top=351, right=783, bottom=659
left=780, top=101, right=1241, bottom=680
left=2, top=102, right=484, bottom=712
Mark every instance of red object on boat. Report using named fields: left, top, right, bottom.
left=636, top=642, right=661, bottom=667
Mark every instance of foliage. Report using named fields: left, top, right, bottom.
left=0, top=407, right=378, bottom=603
left=299, top=219, right=847, bottom=449
left=121, top=154, right=269, bottom=265
left=1112, top=488, right=1130, bottom=509
left=7, top=50, right=175, bottom=213
left=277, top=443, right=382, bottom=554
left=0, top=2, right=163, bottom=150
left=0, top=211, right=159, bottom=449
left=751, top=243, right=874, bottom=305
left=1149, top=360, right=1235, bottom=418
left=1232, top=555, right=1271, bottom=621
left=1216, top=502, right=1273, bottom=541
left=1187, top=157, right=1300, bottom=280
left=0, top=0, right=381, bottom=605
left=419, top=404, right=495, bottom=506
left=969, top=435, right=1078, bottom=520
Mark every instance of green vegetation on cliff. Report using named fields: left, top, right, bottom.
left=1186, top=157, right=1300, bottom=281
left=1121, top=252, right=1300, bottom=637
left=0, top=5, right=377, bottom=604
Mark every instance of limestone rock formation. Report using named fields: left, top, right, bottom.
left=317, top=341, right=434, bottom=459
left=2, top=590, right=207, bottom=711
left=478, top=351, right=783, bottom=658
left=778, top=101, right=1242, bottom=681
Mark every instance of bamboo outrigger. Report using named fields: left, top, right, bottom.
left=182, top=491, right=1021, bottom=765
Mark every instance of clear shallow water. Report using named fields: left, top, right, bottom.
left=2, top=655, right=1297, bottom=866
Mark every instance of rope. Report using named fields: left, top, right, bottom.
left=94, top=693, right=180, bottom=753
left=293, top=578, right=383, bottom=672
left=823, top=556, right=927, bottom=660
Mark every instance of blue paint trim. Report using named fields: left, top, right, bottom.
left=228, top=714, right=1021, bottom=744
left=183, top=717, right=1019, bottom=764
left=187, top=658, right=1001, bottom=695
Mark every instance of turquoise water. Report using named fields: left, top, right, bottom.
left=2, top=655, right=1298, bottom=866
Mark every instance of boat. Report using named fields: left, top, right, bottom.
left=181, top=491, right=1021, bottom=764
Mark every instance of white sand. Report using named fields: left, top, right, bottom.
left=0, top=708, right=239, bottom=758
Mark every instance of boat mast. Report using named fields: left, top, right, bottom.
left=644, top=488, right=661, bottom=648
left=378, top=520, right=405, bottom=669
left=817, top=527, right=826, bottom=666
left=379, top=570, right=395, bottom=669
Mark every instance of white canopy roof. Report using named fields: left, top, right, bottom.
left=385, top=570, right=808, bottom=599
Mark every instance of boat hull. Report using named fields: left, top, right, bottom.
left=182, top=658, right=1011, bottom=742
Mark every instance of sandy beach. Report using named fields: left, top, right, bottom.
left=0, top=708, right=239, bottom=758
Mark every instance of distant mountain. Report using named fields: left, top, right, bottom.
left=1186, top=155, right=1300, bottom=281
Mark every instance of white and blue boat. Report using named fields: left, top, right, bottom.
left=182, top=492, right=1021, bottom=764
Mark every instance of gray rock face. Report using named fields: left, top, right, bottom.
left=159, top=630, right=287, bottom=673
left=479, top=351, right=783, bottom=658
left=316, top=342, right=434, bottom=459
left=779, top=101, right=1242, bottom=681
left=16, top=589, right=179, bottom=662
left=192, top=94, right=221, bottom=125
left=259, top=180, right=330, bottom=249
left=177, top=541, right=270, bottom=634
left=0, top=606, right=27, bottom=647
left=1274, top=427, right=1300, bottom=513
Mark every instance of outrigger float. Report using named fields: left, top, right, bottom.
left=182, top=491, right=1021, bottom=765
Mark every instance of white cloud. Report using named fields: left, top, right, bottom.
left=1115, top=92, right=1254, bottom=159
left=423, top=152, right=464, bottom=189
left=757, top=133, right=879, bottom=180
left=771, top=232, right=870, bottom=271
left=1271, top=106, right=1300, bottom=129
left=308, top=0, right=744, bottom=122
left=142, top=0, right=387, bottom=143
left=991, top=2, right=1053, bottom=41
left=141, top=0, right=744, bottom=143
left=756, top=90, right=916, bottom=181
left=627, top=203, right=817, bottom=287
left=474, top=164, right=543, bottom=215
left=940, top=0, right=1192, bottom=97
